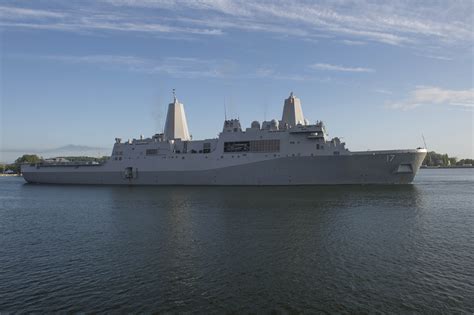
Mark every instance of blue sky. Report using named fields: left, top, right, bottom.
left=1, top=0, right=473, bottom=162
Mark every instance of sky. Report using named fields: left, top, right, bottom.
left=0, top=0, right=473, bottom=162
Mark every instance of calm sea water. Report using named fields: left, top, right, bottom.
left=0, top=169, right=473, bottom=313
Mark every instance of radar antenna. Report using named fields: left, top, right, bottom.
left=422, top=133, right=428, bottom=150
left=224, top=96, right=227, bottom=120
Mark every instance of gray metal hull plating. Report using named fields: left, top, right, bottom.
left=22, top=150, right=426, bottom=185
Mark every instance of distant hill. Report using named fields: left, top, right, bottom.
left=42, top=145, right=107, bottom=152
left=1, top=144, right=107, bottom=153
left=0, top=144, right=109, bottom=163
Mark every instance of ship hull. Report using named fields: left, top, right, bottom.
left=22, top=149, right=426, bottom=185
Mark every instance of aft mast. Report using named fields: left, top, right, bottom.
left=281, top=92, right=306, bottom=127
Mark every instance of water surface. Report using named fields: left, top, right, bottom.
left=0, top=169, right=473, bottom=312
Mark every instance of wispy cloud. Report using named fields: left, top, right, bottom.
left=105, top=0, right=473, bottom=46
left=40, top=54, right=236, bottom=79
left=310, top=63, right=375, bottom=73
left=253, top=66, right=320, bottom=81
left=387, top=86, right=474, bottom=110
left=21, top=54, right=329, bottom=81
left=0, top=4, right=223, bottom=37
left=374, top=89, right=393, bottom=95
left=0, top=6, right=65, bottom=18
left=46, top=55, right=149, bottom=69
left=414, top=53, right=453, bottom=61
left=338, top=39, right=366, bottom=46
left=0, top=1, right=472, bottom=48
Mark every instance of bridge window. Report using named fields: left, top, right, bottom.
left=224, top=140, right=280, bottom=153
left=224, top=141, right=250, bottom=153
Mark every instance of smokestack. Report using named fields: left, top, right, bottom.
left=281, top=92, right=305, bottom=127
left=164, top=90, right=190, bottom=141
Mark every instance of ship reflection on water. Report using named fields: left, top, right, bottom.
left=99, top=184, right=427, bottom=312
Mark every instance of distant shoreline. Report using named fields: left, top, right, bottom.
left=421, top=166, right=473, bottom=169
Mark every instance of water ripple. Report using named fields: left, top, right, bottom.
left=0, top=170, right=473, bottom=312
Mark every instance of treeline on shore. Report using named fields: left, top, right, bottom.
left=422, top=151, right=473, bottom=167
left=1, top=154, right=108, bottom=174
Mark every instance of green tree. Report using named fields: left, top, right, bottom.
left=7, top=154, right=43, bottom=174
left=441, top=154, right=449, bottom=166
left=457, top=159, right=474, bottom=165
left=15, top=154, right=42, bottom=164
left=422, top=151, right=460, bottom=167
left=448, top=157, right=457, bottom=166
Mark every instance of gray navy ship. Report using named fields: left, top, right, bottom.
left=22, top=92, right=427, bottom=185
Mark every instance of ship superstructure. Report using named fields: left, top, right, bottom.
left=22, top=92, right=427, bottom=185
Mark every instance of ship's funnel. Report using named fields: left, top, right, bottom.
left=281, top=92, right=305, bottom=127
left=164, top=93, right=190, bottom=141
